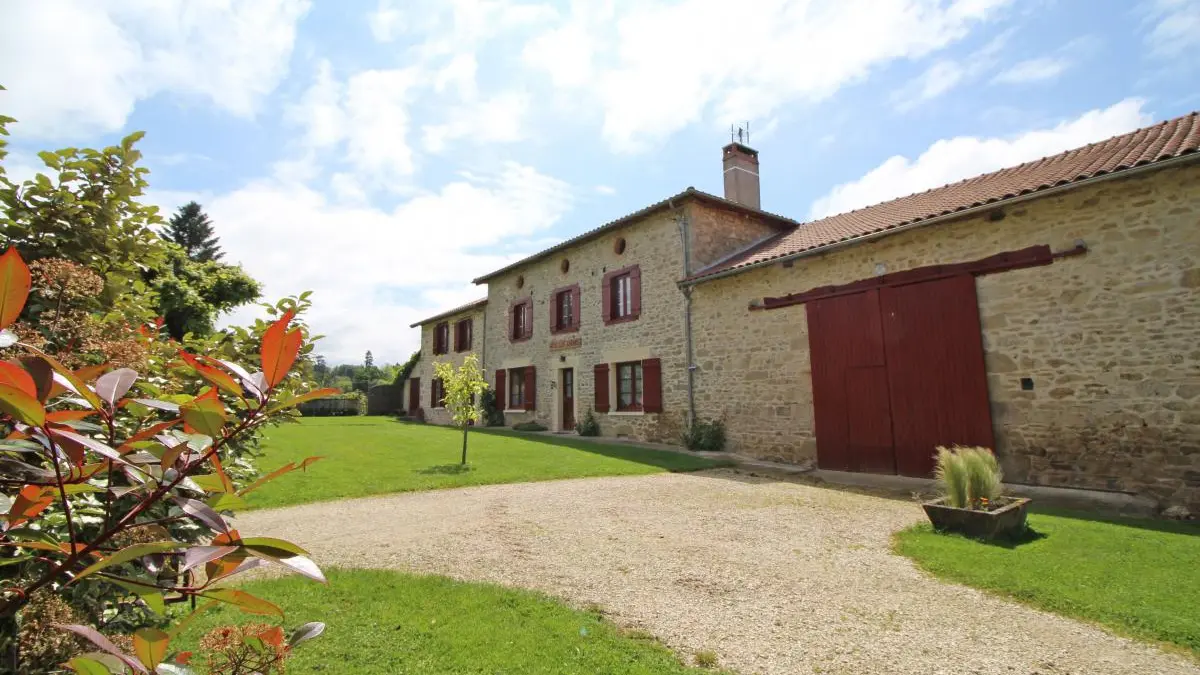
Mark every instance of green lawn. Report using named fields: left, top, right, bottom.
left=245, top=417, right=729, bottom=510
left=174, top=569, right=716, bottom=674
left=894, top=511, right=1200, bottom=655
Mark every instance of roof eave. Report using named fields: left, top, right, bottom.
left=408, top=298, right=489, bottom=328
left=471, top=189, right=796, bottom=284
left=680, top=151, right=1200, bottom=287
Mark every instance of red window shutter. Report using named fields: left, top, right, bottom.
left=430, top=378, right=436, bottom=408
left=549, top=294, right=559, bottom=333
left=496, top=370, right=506, bottom=409
left=642, top=358, right=662, bottom=413
left=524, top=366, right=536, bottom=410
left=466, top=319, right=472, bottom=350
left=601, top=274, right=612, bottom=324
left=571, top=287, right=581, bottom=329
left=630, top=266, right=642, bottom=318
left=594, top=363, right=610, bottom=412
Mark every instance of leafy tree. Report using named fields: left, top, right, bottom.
left=364, top=350, right=374, bottom=369
left=164, top=201, right=223, bottom=262
left=313, top=355, right=329, bottom=386
left=148, top=244, right=261, bottom=340
left=393, top=350, right=420, bottom=386
left=433, top=354, right=488, bottom=465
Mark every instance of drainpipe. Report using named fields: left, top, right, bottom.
left=674, top=203, right=698, bottom=426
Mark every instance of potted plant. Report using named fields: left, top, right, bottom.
left=922, top=446, right=1030, bottom=540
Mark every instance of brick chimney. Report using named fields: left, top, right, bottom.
left=722, top=141, right=760, bottom=209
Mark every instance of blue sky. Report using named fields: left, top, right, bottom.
left=2, top=0, right=1197, bottom=364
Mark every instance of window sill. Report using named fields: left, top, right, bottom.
left=608, top=410, right=645, bottom=417
left=503, top=408, right=530, bottom=414
left=603, top=315, right=640, bottom=326
left=509, top=336, right=532, bottom=343
left=549, top=326, right=580, bottom=335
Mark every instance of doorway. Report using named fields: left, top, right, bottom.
left=561, top=368, right=575, bottom=431
left=807, top=274, right=994, bottom=477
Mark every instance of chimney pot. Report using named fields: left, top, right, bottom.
left=722, top=142, right=760, bottom=209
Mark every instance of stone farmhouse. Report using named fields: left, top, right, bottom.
left=410, top=112, right=1200, bottom=512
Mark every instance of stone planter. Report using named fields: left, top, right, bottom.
left=922, top=497, right=1031, bottom=540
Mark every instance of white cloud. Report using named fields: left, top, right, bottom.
left=894, top=61, right=967, bottom=111
left=810, top=97, right=1151, bottom=219
left=200, top=163, right=573, bottom=363
left=594, top=185, right=617, bottom=196
left=0, top=0, right=310, bottom=139
left=1144, top=0, right=1200, bottom=58
left=992, top=56, right=1070, bottom=84
left=422, top=92, right=530, bottom=153
left=519, top=0, right=1010, bottom=152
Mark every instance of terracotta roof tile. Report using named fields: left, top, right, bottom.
left=410, top=297, right=488, bottom=328
left=687, top=111, right=1200, bottom=282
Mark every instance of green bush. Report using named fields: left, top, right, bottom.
left=512, top=421, right=548, bottom=432
left=934, top=445, right=1003, bottom=509
left=682, top=418, right=726, bottom=451
left=575, top=408, right=601, bottom=436
left=480, top=389, right=506, bottom=426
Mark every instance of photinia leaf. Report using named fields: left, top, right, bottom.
left=17, top=356, right=54, bottom=402
left=178, top=352, right=242, bottom=396
left=107, top=578, right=167, bottom=615
left=132, top=627, right=169, bottom=670
left=190, top=473, right=228, bottom=493
left=6, top=484, right=55, bottom=527
left=26, top=346, right=105, bottom=410
left=260, top=309, right=301, bottom=389
left=131, top=398, right=180, bottom=412
left=173, top=496, right=230, bottom=534
left=71, top=541, right=183, bottom=583
left=0, top=361, right=37, bottom=398
left=0, top=383, right=46, bottom=426
left=182, top=545, right=239, bottom=572
left=236, top=457, right=323, bottom=496
left=213, top=359, right=263, bottom=399
left=200, top=588, right=284, bottom=617
left=238, top=537, right=309, bottom=557
left=206, top=492, right=248, bottom=512
left=179, top=390, right=226, bottom=438
left=266, top=388, right=339, bottom=414
left=64, top=656, right=114, bottom=675
left=0, top=247, right=31, bottom=331
left=244, top=548, right=326, bottom=583
left=289, top=622, right=326, bottom=647
left=93, top=368, right=138, bottom=408
left=119, top=419, right=182, bottom=453
left=46, top=409, right=99, bottom=423
left=53, top=624, right=147, bottom=673
left=49, top=429, right=130, bottom=466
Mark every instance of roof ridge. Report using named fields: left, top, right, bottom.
left=686, top=108, right=1200, bottom=283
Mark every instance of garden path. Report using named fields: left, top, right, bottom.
left=238, top=469, right=1198, bottom=675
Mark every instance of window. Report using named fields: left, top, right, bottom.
left=510, top=298, right=532, bottom=341
left=454, top=318, right=472, bottom=352
left=611, top=273, right=632, bottom=319
left=431, top=378, right=445, bottom=408
left=433, top=322, right=449, bottom=354
left=616, top=361, right=642, bottom=411
left=551, top=284, right=579, bottom=333
left=508, top=367, right=525, bottom=409
left=602, top=265, right=640, bottom=325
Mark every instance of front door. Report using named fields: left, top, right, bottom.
left=561, top=368, right=575, bottom=431
left=408, top=378, right=420, bottom=414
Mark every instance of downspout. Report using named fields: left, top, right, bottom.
left=674, top=201, right=698, bottom=427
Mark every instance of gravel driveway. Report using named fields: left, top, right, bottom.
left=238, top=470, right=1198, bottom=675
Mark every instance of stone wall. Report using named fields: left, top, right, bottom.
left=688, top=201, right=780, bottom=271
left=413, top=304, right=487, bottom=426
left=482, top=207, right=708, bottom=441
left=690, top=163, right=1200, bottom=510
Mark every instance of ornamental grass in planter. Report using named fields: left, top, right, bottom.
left=923, top=446, right=1030, bottom=541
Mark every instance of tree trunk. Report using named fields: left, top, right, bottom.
left=461, top=425, right=469, bottom=465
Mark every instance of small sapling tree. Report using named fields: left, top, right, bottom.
left=432, top=354, right=488, bottom=465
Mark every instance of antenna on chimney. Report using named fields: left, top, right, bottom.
left=730, top=121, right=750, bottom=145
